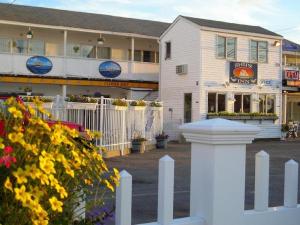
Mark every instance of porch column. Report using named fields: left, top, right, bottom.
left=129, top=37, right=135, bottom=78
left=283, top=92, right=288, bottom=124
left=62, top=30, right=68, bottom=98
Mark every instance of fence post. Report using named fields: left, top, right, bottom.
left=284, top=159, right=299, bottom=208
left=99, top=96, right=104, bottom=147
left=180, top=118, right=260, bottom=225
left=121, top=109, right=126, bottom=155
left=157, top=155, right=174, bottom=225
left=254, top=150, right=269, bottom=211
left=116, top=170, right=132, bottom=225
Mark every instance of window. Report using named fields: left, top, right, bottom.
left=184, top=93, right=192, bottom=123
left=0, top=38, right=11, bottom=53
left=250, top=40, right=268, bottom=63
left=28, top=40, right=45, bottom=55
left=208, top=93, right=226, bottom=113
left=143, top=50, right=155, bottom=63
left=13, top=40, right=28, bottom=54
left=165, top=41, right=171, bottom=59
left=259, top=94, right=275, bottom=113
left=97, top=47, right=111, bottom=59
left=112, top=48, right=127, bottom=60
left=217, top=36, right=236, bottom=60
left=128, top=49, right=142, bottom=61
left=81, top=45, right=95, bottom=58
left=234, top=94, right=251, bottom=113
left=46, top=43, right=63, bottom=56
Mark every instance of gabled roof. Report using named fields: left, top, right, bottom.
left=182, top=16, right=282, bottom=37
left=0, top=3, right=170, bottom=38
left=283, top=39, right=300, bottom=52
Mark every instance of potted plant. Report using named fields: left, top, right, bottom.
left=150, top=101, right=162, bottom=111
left=111, top=99, right=128, bottom=111
left=73, top=46, right=80, bottom=53
left=281, top=124, right=289, bottom=140
left=130, top=100, right=146, bottom=111
left=22, top=96, right=54, bottom=109
left=155, top=132, right=169, bottom=149
left=131, top=133, right=147, bottom=153
left=66, top=95, right=98, bottom=110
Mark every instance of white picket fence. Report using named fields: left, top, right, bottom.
left=115, top=118, right=300, bottom=225
left=22, top=95, right=163, bottom=153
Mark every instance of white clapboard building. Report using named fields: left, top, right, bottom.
left=159, top=16, right=283, bottom=139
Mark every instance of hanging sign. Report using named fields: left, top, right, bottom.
left=99, top=61, right=122, bottom=78
left=26, top=56, right=53, bottom=74
left=284, top=70, right=299, bottom=81
left=229, top=62, right=257, bottom=84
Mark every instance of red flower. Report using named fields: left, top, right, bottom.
left=4, top=146, right=13, bottom=154
left=0, top=155, right=16, bottom=168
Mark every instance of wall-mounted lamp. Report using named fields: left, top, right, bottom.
left=97, top=34, right=105, bottom=45
left=273, top=40, right=281, bottom=47
left=26, top=27, right=33, bottom=39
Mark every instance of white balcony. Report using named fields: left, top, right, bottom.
left=0, top=53, right=159, bottom=82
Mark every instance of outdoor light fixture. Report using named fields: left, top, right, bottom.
left=273, top=40, right=281, bottom=47
left=97, top=34, right=105, bottom=45
left=26, top=28, right=33, bottom=39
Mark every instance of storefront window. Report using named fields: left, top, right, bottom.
left=259, top=94, right=275, bottom=113
left=0, top=38, right=11, bottom=53
left=97, top=47, right=111, bottom=59
left=234, top=94, right=251, bottom=113
left=208, top=93, right=226, bottom=113
left=81, top=45, right=95, bottom=58
left=13, top=40, right=28, bottom=54
left=250, top=40, right=268, bottom=63
left=29, top=40, right=45, bottom=55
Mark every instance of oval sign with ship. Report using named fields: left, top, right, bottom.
left=99, top=61, right=122, bottom=78
left=26, top=56, right=53, bottom=74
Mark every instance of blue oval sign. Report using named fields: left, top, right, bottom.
left=99, top=61, right=121, bottom=78
left=26, top=56, right=53, bottom=74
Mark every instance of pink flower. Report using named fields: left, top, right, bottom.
left=0, top=155, right=17, bottom=168
left=4, top=146, right=13, bottom=154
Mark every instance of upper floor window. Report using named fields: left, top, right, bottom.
left=165, top=41, right=171, bottom=60
left=217, top=36, right=236, bottom=60
left=29, top=40, right=45, bottom=55
left=250, top=40, right=268, bottom=63
left=0, top=38, right=11, bottom=53
left=13, top=39, right=28, bottom=54
left=208, top=93, right=226, bottom=113
left=97, top=47, right=111, bottom=59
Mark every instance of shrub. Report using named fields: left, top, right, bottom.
left=0, top=97, right=119, bottom=225
left=112, top=99, right=128, bottom=107
left=130, top=100, right=146, bottom=107
left=149, top=101, right=162, bottom=107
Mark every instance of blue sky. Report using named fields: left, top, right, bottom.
left=1, top=0, right=300, bottom=43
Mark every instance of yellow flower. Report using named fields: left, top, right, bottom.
left=38, top=173, right=49, bottom=185
left=65, top=166, right=75, bottom=178
left=30, top=186, right=44, bottom=200
left=25, top=164, right=40, bottom=179
left=13, top=168, right=28, bottom=184
left=4, top=177, right=13, bottom=192
left=0, top=142, right=4, bottom=149
left=8, top=132, right=24, bottom=143
left=14, top=185, right=27, bottom=201
left=8, top=106, right=23, bottom=119
left=49, top=196, right=63, bottom=212
left=104, top=180, right=114, bottom=192
left=39, top=157, right=56, bottom=174
left=56, top=186, right=68, bottom=199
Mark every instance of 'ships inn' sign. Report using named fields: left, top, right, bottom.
left=284, top=70, right=299, bottom=80
left=26, top=56, right=53, bottom=74
left=229, top=62, right=257, bottom=84
left=99, top=61, right=122, bottom=78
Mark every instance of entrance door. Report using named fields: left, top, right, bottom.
left=184, top=93, right=192, bottom=123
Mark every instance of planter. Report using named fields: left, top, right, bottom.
left=67, top=102, right=98, bottom=110
left=131, top=141, right=146, bottom=153
left=156, top=138, right=168, bottom=149
left=151, top=107, right=163, bottom=111
left=207, top=115, right=278, bottom=121
left=110, top=105, right=128, bottom=111
left=130, top=106, right=146, bottom=111
left=25, top=102, right=53, bottom=109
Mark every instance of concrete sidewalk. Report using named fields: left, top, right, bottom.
left=106, top=140, right=300, bottom=224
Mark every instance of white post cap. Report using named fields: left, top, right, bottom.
left=180, top=118, right=260, bottom=144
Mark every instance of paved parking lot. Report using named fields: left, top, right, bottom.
left=106, top=139, right=300, bottom=224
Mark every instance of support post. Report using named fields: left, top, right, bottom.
left=254, top=150, right=270, bottom=211
left=157, top=155, right=174, bottom=225
left=284, top=159, right=299, bottom=208
left=180, top=118, right=260, bottom=225
left=129, top=37, right=135, bottom=77
left=99, top=96, right=104, bottom=147
left=116, top=170, right=132, bottom=225
left=121, top=109, right=126, bottom=155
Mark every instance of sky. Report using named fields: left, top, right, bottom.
left=1, top=0, right=300, bottom=43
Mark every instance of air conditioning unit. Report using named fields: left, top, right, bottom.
left=176, top=64, right=188, bottom=75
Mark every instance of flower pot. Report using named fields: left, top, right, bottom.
left=25, top=102, right=53, bottom=109
left=67, top=102, right=98, bottom=110
left=111, top=105, right=128, bottom=111
left=156, top=138, right=167, bottom=149
left=131, top=141, right=146, bottom=153
left=130, top=106, right=146, bottom=111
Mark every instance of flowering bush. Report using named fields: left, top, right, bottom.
left=0, top=97, right=119, bottom=225
left=112, top=99, right=128, bottom=107
left=130, top=100, right=146, bottom=107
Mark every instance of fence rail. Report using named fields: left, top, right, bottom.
left=116, top=118, right=300, bottom=225
left=21, top=95, right=163, bottom=153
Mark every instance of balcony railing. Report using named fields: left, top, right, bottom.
left=0, top=53, right=159, bottom=81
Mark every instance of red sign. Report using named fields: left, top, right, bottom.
left=285, top=70, right=299, bottom=80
